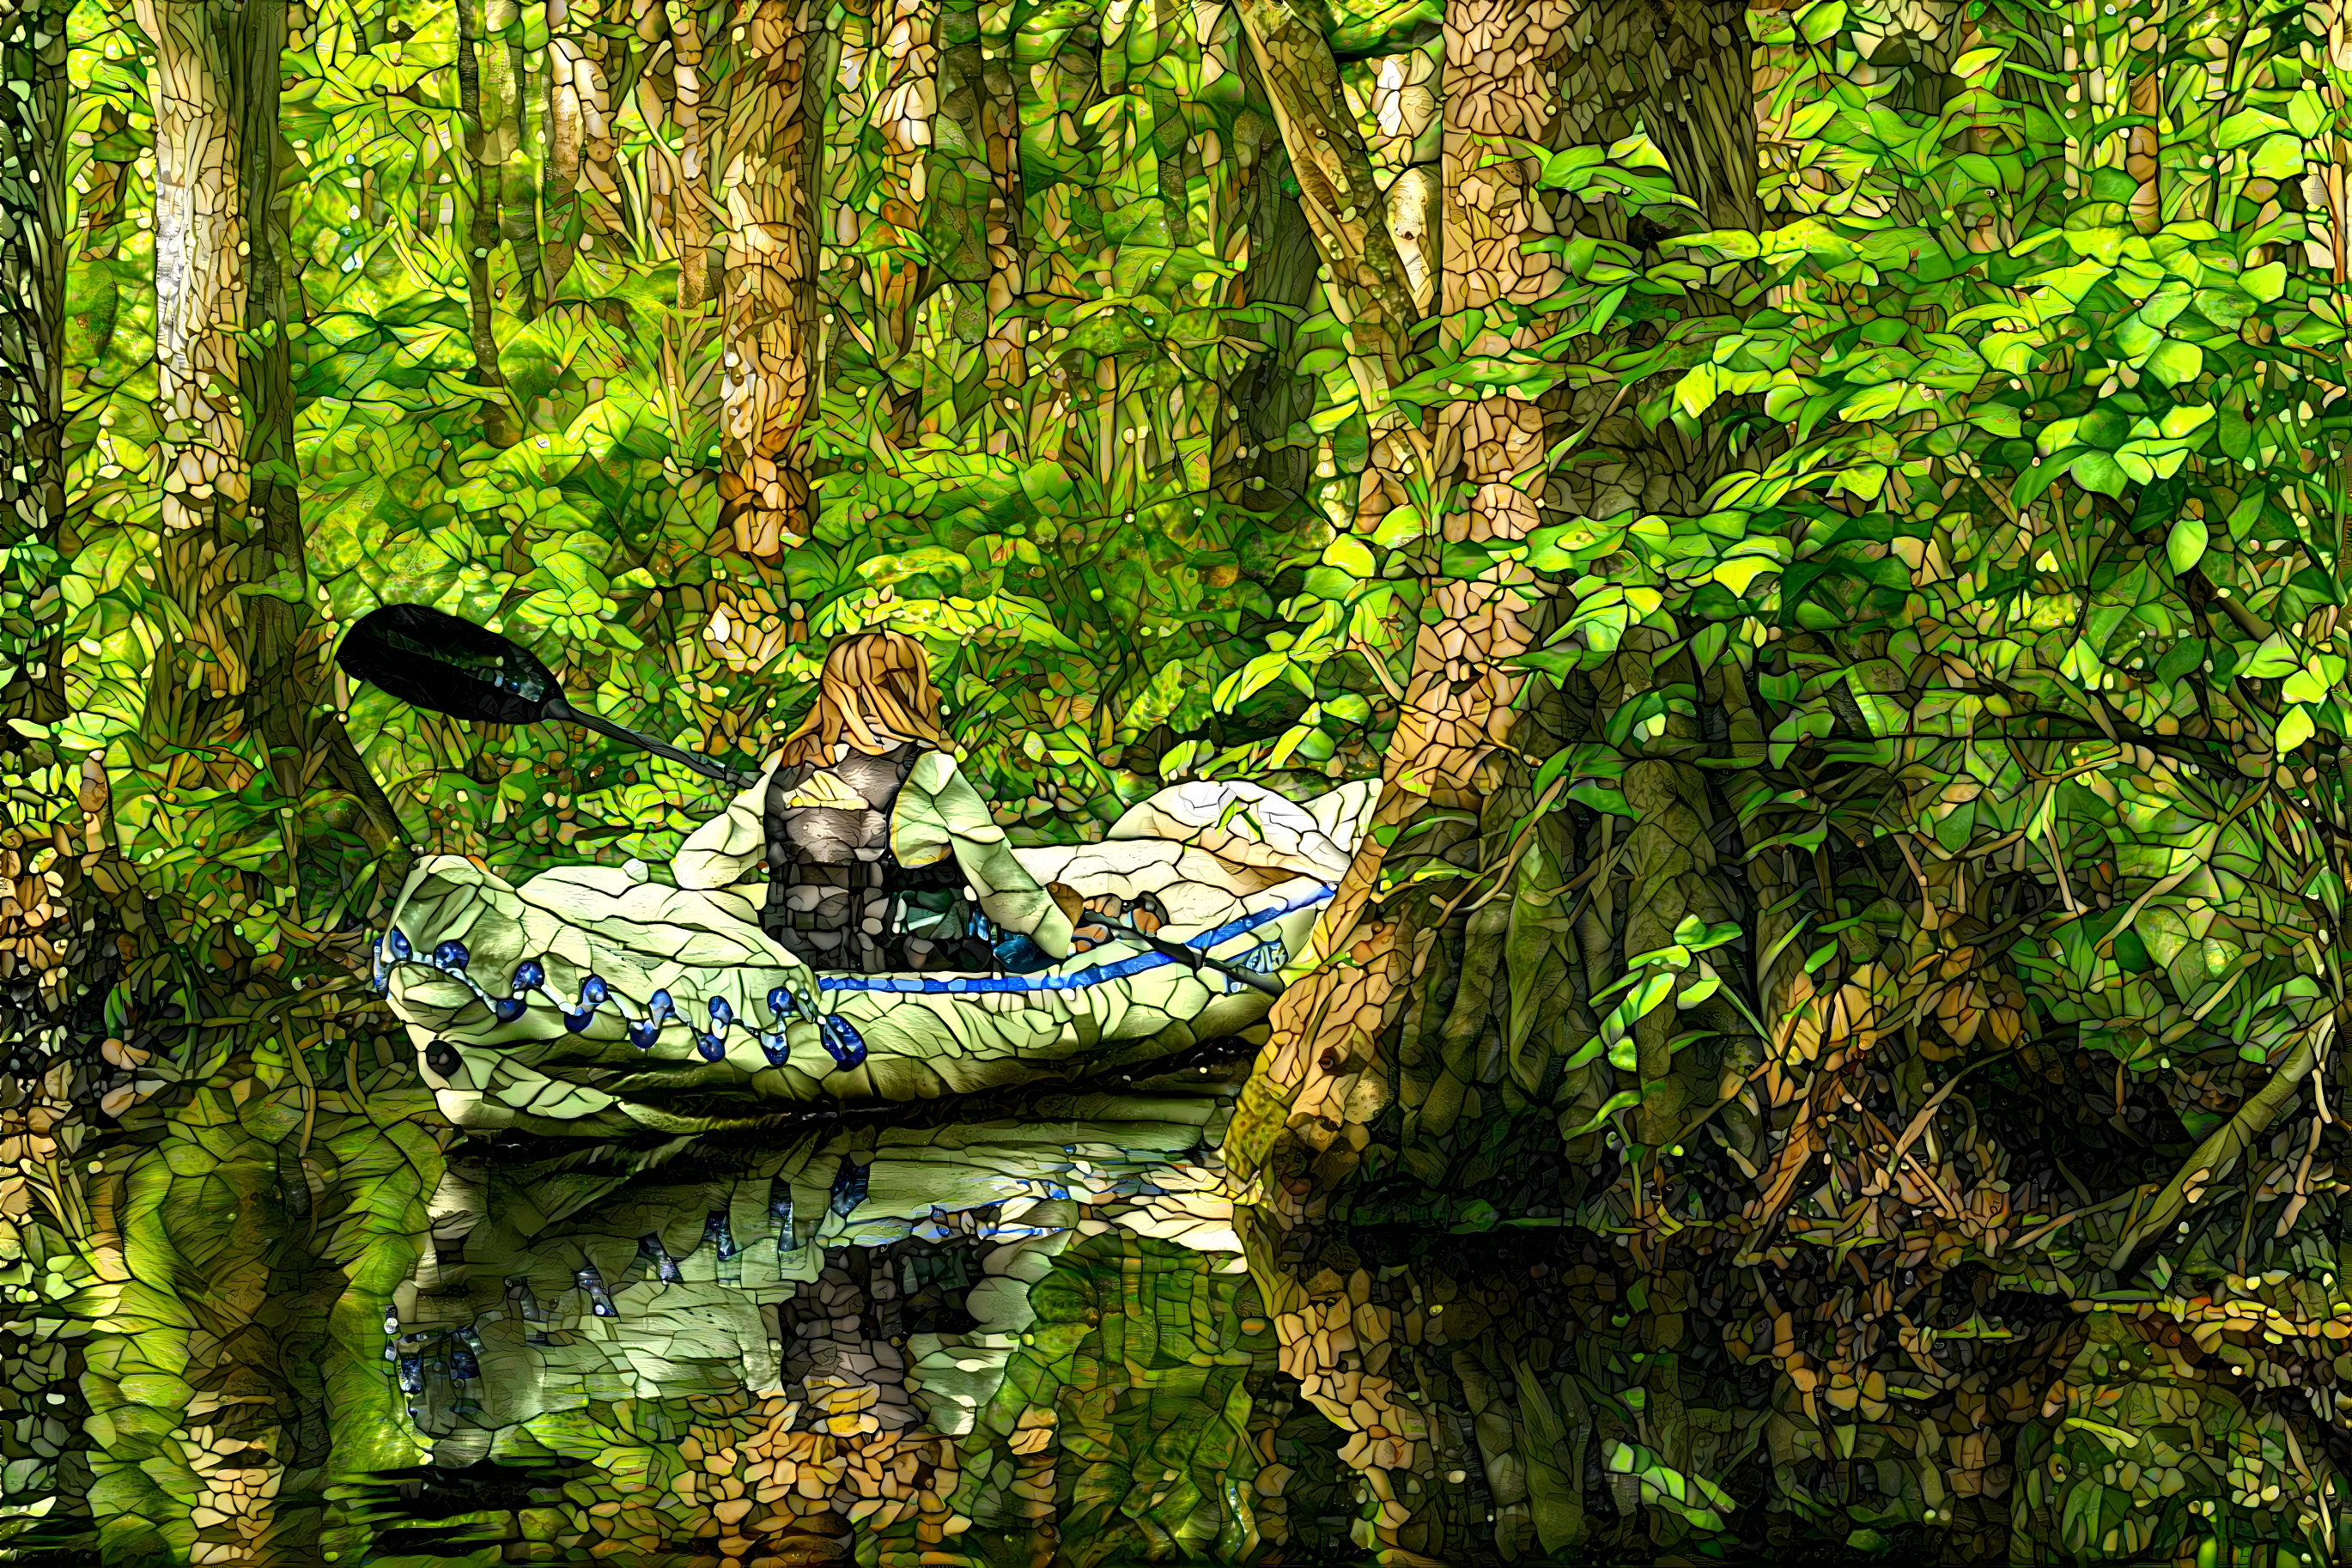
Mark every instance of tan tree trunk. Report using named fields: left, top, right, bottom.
left=666, top=0, right=714, bottom=312
left=546, top=0, right=629, bottom=293
left=1231, top=0, right=1431, bottom=531
left=977, top=3, right=1024, bottom=388
left=118, top=6, right=412, bottom=1554
left=144, top=0, right=256, bottom=709
left=714, top=0, right=826, bottom=556
left=866, top=0, right=935, bottom=437
left=1225, top=0, right=1765, bottom=1553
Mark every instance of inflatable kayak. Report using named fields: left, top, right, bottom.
left=372, top=780, right=1373, bottom=1135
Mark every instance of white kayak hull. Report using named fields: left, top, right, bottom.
left=375, top=780, right=1373, bottom=1134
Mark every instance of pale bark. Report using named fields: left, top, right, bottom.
left=1231, top=0, right=1431, bottom=526
left=666, top=0, right=714, bottom=312
left=715, top=0, right=826, bottom=556
left=145, top=0, right=254, bottom=703
left=546, top=0, right=629, bottom=289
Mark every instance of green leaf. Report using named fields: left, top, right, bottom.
left=1797, top=0, right=1845, bottom=41
left=2252, top=133, right=2308, bottom=179
left=2282, top=663, right=2330, bottom=704
left=2166, top=516, right=2208, bottom=576
left=2080, top=405, right=2130, bottom=450
left=1322, top=536, right=1376, bottom=577
left=2291, top=88, right=2331, bottom=137
left=2218, top=108, right=2295, bottom=149
left=1371, top=505, right=1425, bottom=548
left=2277, top=704, right=2317, bottom=752
left=2244, top=635, right=2300, bottom=679
left=2145, top=340, right=2203, bottom=386
left=2244, top=262, right=2288, bottom=302
left=2073, top=452, right=2129, bottom=497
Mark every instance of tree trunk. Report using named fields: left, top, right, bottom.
left=93, top=3, right=412, bottom=1552
left=1212, top=113, right=1318, bottom=514
left=545, top=0, right=628, bottom=293
left=665, top=0, right=714, bottom=313
left=975, top=0, right=1023, bottom=389
left=2126, top=0, right=2162, bottom=234
left=458, top=0, right=521, bottom=448
left=1224, top=0, right=1773, bottom=1553
left=714, top=0, right=827, bottom=557
left=867, top=0, right=934, bottom=440
left=496, top=0, right=546, bottom=324
left=927, top=0, right=1017, bottom=361
left=1231, top=0, right=1430, bottom=532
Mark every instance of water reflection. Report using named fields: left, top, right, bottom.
left=368, top=1050, right=1358, bottom=1561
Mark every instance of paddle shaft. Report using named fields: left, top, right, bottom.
left=545, top=697, right=759, bottom=789
left=1085, top=914, right=1285, bottom=997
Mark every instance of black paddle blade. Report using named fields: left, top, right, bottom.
left=336, top=604, right=562, bottom=726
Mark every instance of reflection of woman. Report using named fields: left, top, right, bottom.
left=674, top=631, right=1077, bottom=973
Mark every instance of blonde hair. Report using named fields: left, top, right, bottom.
left=772, top=629, right=955, bottom=769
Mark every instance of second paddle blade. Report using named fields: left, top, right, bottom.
left=336, top=603, right=562, bottom=726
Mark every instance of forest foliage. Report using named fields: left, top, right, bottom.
left=19, top=0, right=2352, bottom=1557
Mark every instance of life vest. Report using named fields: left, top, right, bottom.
left=759, top=740, right=996, bottom=973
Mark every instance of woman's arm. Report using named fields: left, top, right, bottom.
left=891, top=751, right=1076, bottom=959
left=672, top=762, right=779, bottom=890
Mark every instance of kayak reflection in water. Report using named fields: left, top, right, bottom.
left=675, top=629, right=1102, bottom=975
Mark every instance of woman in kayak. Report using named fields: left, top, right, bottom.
left=672, top=629, right=1094, bottom=974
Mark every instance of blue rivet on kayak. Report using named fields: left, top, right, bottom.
left=696, top=1032, right=726, bottom=1062
left=387, top=928, right=412, bottom=961
left=576, top=1267, right=617, bottom=1317
left=513, top=959, right=546, bottom=992
left=830, top=1158, right=870, bottom=1216
left=490, top=997, right=527, bottom=1024
left=637, top=1235, right=682, bottom=1285
left=820, top=1014, right=866, bottom=1069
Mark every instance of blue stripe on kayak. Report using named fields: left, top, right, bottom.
left=813, top=884, right=1335, bottom=995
